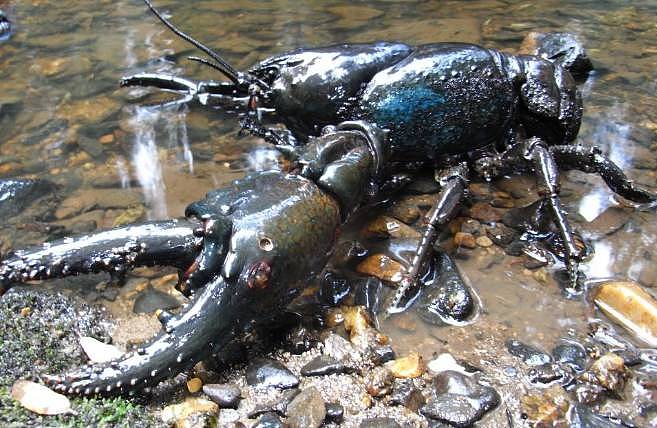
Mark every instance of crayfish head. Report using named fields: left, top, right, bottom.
left=183, top=170, right=341, bottom=317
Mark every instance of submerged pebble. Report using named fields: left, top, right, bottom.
left=521, top=385, right=570, bottom=426
left=363, top=215, right=420, bottom=239
left=592, top=280, right=657, bottom=347
left=506, top=339, right=552, bottom=366
left=132, top=285, right=181, bottom=314
left=417, top=252, right=476, bottom=325
left=552, top=340, right=588, bottom=372
left=587, top=353, right=627, bottom=394
left=569, top=403, right=624, bottom=427
left=386, top=352, right=425, bottom=379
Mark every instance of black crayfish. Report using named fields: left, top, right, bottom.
left=0, top=0, right=655, bottom=396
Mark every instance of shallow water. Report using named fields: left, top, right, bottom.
left=1, top=0, right=657, bottom=425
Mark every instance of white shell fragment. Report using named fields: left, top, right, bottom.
left=79, top=336, right=123, bottom=363
left=427, top=353, right=471, bottom=376
left=593, top=280, right=657, bottom=347
left=11, top=380, right=72, bottom=415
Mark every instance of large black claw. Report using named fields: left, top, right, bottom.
left=0, top=220, right=201, bottom=292
left=43, top=275, right=236, bottom=396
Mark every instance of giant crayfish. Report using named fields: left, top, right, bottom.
left=1, top=0, right=655, bottom=396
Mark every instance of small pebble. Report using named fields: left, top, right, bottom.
left=386, top=352, right=425, bottom=378
left=588, top=352, right=627, bottom=394
left=253, top=412, right=286, bottom=428
left=187, top=377, right=203, bottom=393
left=475, top=236, right=493, bottom=248
left=360, top=417, right=401, bottom=428
left=325, top=402, right=344, bottom=424
left=454, top=232, right=476, bottom=249
left=202, top=383, right=241, bottom=409
left=246, top=358, right=299, bottom=389
left=301, top=355, right=350, bottom=377
left=286, top=387, right=326, bottom=428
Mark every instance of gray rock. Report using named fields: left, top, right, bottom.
left=552, top=340, right=588, bottom=372
left=390, top=379, right=426, bottom=411
left=301, top=355, right=349, bottom=377
left=202, top=383, right=241, bottom=409
left=325, top=402, right=344, bottom=424
left=0, top=178, right=56, bottom=219
left=506, top=339, right=552, bottom=366
left=527, top=362, right=575, bottom=386
left=422, top=371, right=500, bottom=427
left=132, top=286, right=181, bottom=314
left=246, top=358, right=299, bottom=389
left=360, top=417, right=401, bottom=428
left=422, top=394, right=483, bottom=428
left=253, top=412, right=286, bottom=428
left=286, top=386, right=326, bottom=428
left=418, top=252, right=475, bottom=324
left=569, top=404, right=624, bottom=428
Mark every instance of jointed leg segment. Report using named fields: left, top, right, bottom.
left=385, top=162, right=469, bottom=315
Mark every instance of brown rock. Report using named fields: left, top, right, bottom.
left=187, top=377, right=203, bottom=393
left=58, top=96, right=120, bottom=125
left=286, top=387, right=326, bottom=428
left=161, top=397, right=218, bottom=428
left=362, top=216, right=420, bottom=240
left=356, top=254, right=405, bottom=283
left=99, top=134, right=115, bottom=144
left=475, top=236, right=493, bottom=248
left=467, top=202, right=505, bottom=223
left=586, top=206, right=630, bottom=238
left=593, top=280, right=657, bottom=347
left=589, top=353, right=627, bottom=394
left=491, top=198, right=514, bottom=208
left=521, top=385, right=570, bottom=427
left=386, top=352, right=425, bottom=378
left=387, top=203, right=421, bottom=224
left=454, top=232, right=477, bottom=249
left=55, top=188, right=143, bottom=220
left=364, top=366, right=394, bottom=397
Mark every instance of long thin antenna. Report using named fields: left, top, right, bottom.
left=143, top=0, right=241, bottom=84
left=187, top=56, right=232, bottom=75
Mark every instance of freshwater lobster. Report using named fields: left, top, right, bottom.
left=1, top=0, right=656, bottom=397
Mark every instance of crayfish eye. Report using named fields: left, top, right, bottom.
left=246, top=261, right=272, bottom=290
left=258, top=236, right=275, bottom=252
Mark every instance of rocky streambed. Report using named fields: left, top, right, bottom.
left=1, top=172, right=657, bottom=427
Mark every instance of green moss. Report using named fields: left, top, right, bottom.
left=0, top=386, right=161, bottom=428
left=0, top=289, right=162, bottom=427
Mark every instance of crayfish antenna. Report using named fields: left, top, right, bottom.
left=142, top=0, right=242, bottom=85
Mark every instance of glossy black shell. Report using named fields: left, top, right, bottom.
left=356, top=43, right=517, bottom=161
left=251, top=42, right=411, bottom=137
